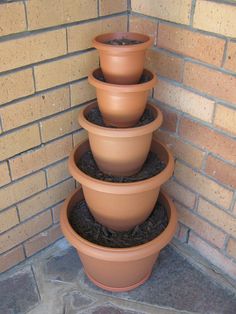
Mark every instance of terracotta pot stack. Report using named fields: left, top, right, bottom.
left=60, top=32, right=177, bottom=292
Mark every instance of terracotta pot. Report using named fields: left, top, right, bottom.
left=60, top=187, right=177, bottom=292
left=78, top=102, right=163, bottom=176
left=88, top=68, right=157, bottom=127
left=68, top=137, right=174, bottom=231
left=93, top=32, right=153, bottom=84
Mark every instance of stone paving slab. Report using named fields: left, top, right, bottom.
left=1, top=239, right=236, bottom=314
left=0, top=266, right=40, bottom=314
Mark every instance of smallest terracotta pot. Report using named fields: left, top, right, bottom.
left=93, top=32, right=153, bottom=84
left=88, top=68, right=157, bottom=128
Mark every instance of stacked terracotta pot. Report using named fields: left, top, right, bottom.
left=60, top=32, right=177, bottom=292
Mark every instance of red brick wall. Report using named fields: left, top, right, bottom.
left=130, top=0, right=236, bottom=280
left=0, top=0, right=128, bottom=273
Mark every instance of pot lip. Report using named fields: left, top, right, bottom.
left=78, top=101, right=163, bottom=138
left=88, top=68, right=157, bottom=92
left=93, top=32, right=153, bottom=53
left=68, top=136, right=174, bottom=194
left=60, top=188, right=177, bottom=262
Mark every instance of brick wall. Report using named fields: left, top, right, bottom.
left=0, top=0, right=128, bottom=273
left=130, top=0, right=236, bottom=280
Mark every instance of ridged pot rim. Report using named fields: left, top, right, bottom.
left=88, top=68, right=157, bottom=92
left=78, top=101, right=163, bottom=137
left=93, top=32, right=153, bottom=53
left=68, top=137, right=174, bottom=194
left=60, top=187, right=177, bottom=262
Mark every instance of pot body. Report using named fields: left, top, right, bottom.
left=68, top=137, right=174, bottom=231
left=99, top=50, right=146, bottom=85
left=89, top=68, right=157, bottom=128
left=60, top=187, right=177, bottom=291
left=93, top=32, right=153, bottom=85
left=78, top=102, right=163, bottom=176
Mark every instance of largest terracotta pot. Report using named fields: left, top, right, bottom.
left=78, top=101, right=163, bottom=176
left=60, top=187, right=177, bottom=292
left=68, top=137, right=174, bottom=231
left=93, top=32, right=153, bottom=84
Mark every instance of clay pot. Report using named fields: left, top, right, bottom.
left=60, top=187, right=177, bottom=292
left=78, top=102, right=163, bottom=176
left=88, top=68, right=157, bottom=127
left=93, top=32, right=153, bottom=84
left=68, top=137, right=174, bottom=231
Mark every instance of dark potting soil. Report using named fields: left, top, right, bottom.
left=95, top=71, right=151, bottom=84
left=86, top=107, right=155, bottom=128
left=77, top=150, right=166, bottom=183
left=105, top=38, right=143, bottom=45
left=69, top=199, right=168, bottom=248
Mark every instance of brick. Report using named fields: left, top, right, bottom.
left=214, top=104, right=236, bottom=136
left=179, top=117, right=236, bottom=164
left=197, top=198, right=236, bottom=238
left=177, top=223, right=189, bottom=243
left=0, top=162, right=10, bottom=187
left=0, top=172, right=46, bottom=211
left=0, top=69, right=34, bottom=106
left=0, top=207, right=19, bottom=233
left=73, top=129, right=88, bottom=146
left=154, top=80, right=214, bottom=122
left=156, top=130, right=205, bottom=168
left=0, top=87, right=70, bottom=131
left=99, top=0, right=127, bottom=15
left=34, top=51, right=99, bottom=91
left=68, top=16, right=127, bottom=52
left=0, top=210, right=52, bottom=254
left=193, top=0, right=236, bottom=38
left=0, top=124, right=41, bottom=161
left=26, top=0, right=97, bottom=30
left=145, top=49, right=183, bottom=82
left=184, top=62, right=236, bottom=105
left=9, top=135, right=72, bottom=180
left=39, top=108, right=80, bottom=142
left=206, top=156, right=236, bottom=190
left=70, top=80, right=96, bottom=107
left=227, top=238, right=236, bottom=260
left=0, top=246, right=25, bottom=273
left=52, top=202, right=63, bottom=223
left=157, top=105, right=178, bottom=132
left=224, top=42, right=236, bottom=73
left=46, top=159, right=70, bottom=186
left=131, top=0, right=191, bottom=25
left=0, top=29, right=66, bottom=73
left=177, top=203, right=226, bottom=248
left=175, top=162, right=233, bottom=209
left=163, top=179, right=196, bottom=208
left=189, top=232, right=236, bottom=280
left=0, top=2, right=26, bottom=37
left=18, top=178, right=74, bottom=221
left=24, top=224, right=62, bottom=257
left=158, top=24, right=225, bottom=66
left=129, top=15, right=157, bottom=45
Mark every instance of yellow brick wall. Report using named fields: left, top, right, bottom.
left=130, top=0, right=236, bottom=281
left=0, top=0, right=128, bottom=273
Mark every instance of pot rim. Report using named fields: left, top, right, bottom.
left=68, top=137, right=174, bottom=194
left=88, top=68, right=157, bottom=92
left=93, top=32, right=153, bottom=53
left=60, top=187, right=177, bottom=262
left=78, top=101, right=163, bottom=137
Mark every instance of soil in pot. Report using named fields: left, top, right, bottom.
left=69, top=198, right=168, bottom=248
left=86, top=106, right=154, bottom=128
left=77, top=149, right=166, bottom=182
left=105, top=38, right=143, bottom=45
left=95, top=69, right=151, bottom=84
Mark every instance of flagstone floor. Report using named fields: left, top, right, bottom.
left=0, top=238, right=236, bottom=314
